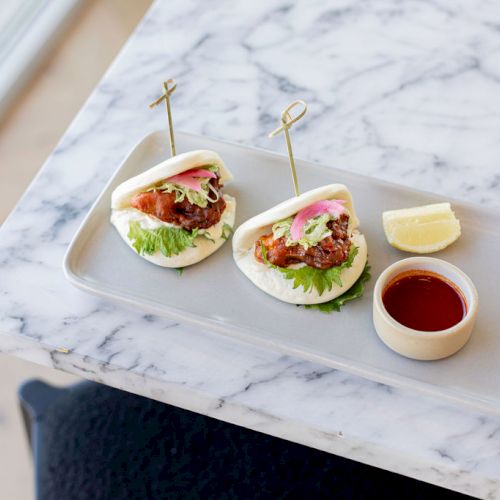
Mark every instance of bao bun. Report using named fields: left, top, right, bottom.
left=111, top=150, right=235, bottom=268
left=232, top=184, right=367, bottom=304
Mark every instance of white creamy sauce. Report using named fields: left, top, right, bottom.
left=110, top=194, right=236, bottom=267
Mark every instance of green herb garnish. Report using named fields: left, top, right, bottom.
left=260, top=243, right=359, bottom=295
left=305, top=264, right=371, bottom=312
left=128, top=221, right=200, bottom=257
left=200, top=231, right=215, bottom=244
left=221, top=223, right=234, bottom=240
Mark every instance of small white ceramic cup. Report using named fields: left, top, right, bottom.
left=373, top=257, right=478, bottom=361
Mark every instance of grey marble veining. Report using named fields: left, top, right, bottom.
left=1, top=0, right=500, bottom=497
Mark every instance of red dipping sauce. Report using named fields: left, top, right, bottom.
left=382, top=270, right=467, bottom=332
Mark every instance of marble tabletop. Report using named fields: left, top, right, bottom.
left=1, top=0, right=500, bottom=497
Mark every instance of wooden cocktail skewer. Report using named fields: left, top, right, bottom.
left=149, top=78, right=177, bottom=157
left=268, top=100, right=307, bottom=197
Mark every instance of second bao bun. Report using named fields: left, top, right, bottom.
left=232, top=184, right=367, bottom=305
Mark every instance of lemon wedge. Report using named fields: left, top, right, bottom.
left=382, top=203, right=461, bottom=253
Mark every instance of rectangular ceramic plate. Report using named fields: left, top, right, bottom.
left=65, top=132, right=500, bottom=415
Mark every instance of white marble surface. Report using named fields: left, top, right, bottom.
left=1, top=0, right=500, bottom=497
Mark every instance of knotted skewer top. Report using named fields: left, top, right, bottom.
left=150, top=78, right=177, bottom=157
left=268, top=100, right=307, bottom=197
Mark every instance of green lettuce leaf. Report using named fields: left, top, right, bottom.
left=128, top=221, right=200, bottom=258
left=261, top=243, right=359, bottom=296
left=305, top=264, right=371, bottom=312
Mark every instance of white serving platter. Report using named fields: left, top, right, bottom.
left=64, top=131, right=500, bottom=415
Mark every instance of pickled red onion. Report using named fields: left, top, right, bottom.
left=166, top=168, right=217, bottom=192
left=290, top=200, right=345, bottom=240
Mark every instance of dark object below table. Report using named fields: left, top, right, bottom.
left=19, top=380, right=469, bottom=500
